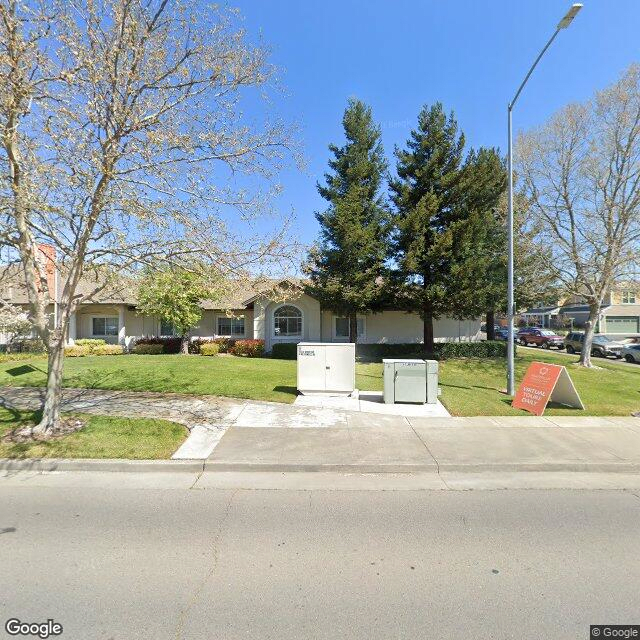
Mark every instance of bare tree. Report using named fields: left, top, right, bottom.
left=0, top=0, right=298, bottom=434
left=518, top=64, right=640, bottom=367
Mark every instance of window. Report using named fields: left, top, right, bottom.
left=621, top=291, right=636, bottom=304
left=217, top=316, right=245, bottom=337
left=334, top=317, right=365, bottom=339
left=92, top=316, right=118, bottom=336
left=274, top=305, right=302, bottom=337
left=160, top=320, right=176, bottom=336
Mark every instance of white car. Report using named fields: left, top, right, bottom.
left=622, top=344, right=640, bottom=364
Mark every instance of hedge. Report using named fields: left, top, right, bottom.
left=92, top=344, right=124, bottom=356
left=134, top=337, right=182, bottom=354
left=75, top=338, right=106, bottom=348
left=65, top=343, right=123, bottom=357
left=133, top=343, right=164, bottom=355
left=200, top=343, right=220, bottom=356
left=65, top=345, right=90, bottom=357
left=212, top=337, right=236, bottom=354
left=355, top=340, right=507, bottom=361
left=230, top=339, right=265, bottom=357
left=271, top=343, right=298, bottom=360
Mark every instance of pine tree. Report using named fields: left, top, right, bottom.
left=451, top=147, right=508, bottom=339
left=307, top=99, right=390, bottom=342
left=389, top=103, right=465, bottom=353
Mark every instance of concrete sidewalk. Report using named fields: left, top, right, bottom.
left=206, top=415, right=640, bottom=473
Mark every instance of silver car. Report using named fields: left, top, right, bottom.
left=622, top=344, right=640, bottom=364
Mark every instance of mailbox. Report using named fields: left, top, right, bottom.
left=383, top=358, right=438, bottom=404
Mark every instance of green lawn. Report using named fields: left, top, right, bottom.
left=0, top=408, right=187, bottom=459
left=0, top=350, right=638, bottom=416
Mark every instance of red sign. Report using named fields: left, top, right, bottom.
left=512, top=362, right=584, bottom=416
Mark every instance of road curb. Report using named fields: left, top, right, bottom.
left=0, top=458, right=205, bottom=473
left=3, top=459, right=640, bottom=475
left=203, top=461, right=640, bottom=474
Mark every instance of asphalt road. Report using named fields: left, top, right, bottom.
left=1, top=473, right=639, bottom=640
left=519, top=344, right=640, bottom=368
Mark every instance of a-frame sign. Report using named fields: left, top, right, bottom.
left=512, top=362, right=584, bottom=416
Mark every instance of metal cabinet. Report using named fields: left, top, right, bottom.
left=297, top=343, right=355, bottom=396
left=383, top=359, right=439, bottom=404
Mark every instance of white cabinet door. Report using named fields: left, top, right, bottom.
left=324, top=346, right=354, bottom=392
left=297, top=345, right=326, bottom=391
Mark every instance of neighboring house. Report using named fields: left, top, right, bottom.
left=1, top=249, right=482, bottom=349
left=521, top=284, right=640, bottom=337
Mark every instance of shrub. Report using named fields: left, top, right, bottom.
left=355, top=340, right=507, bottom=361
left=230, top=339, right=265, bottom=357
left=65, top=345, right=90, bottom=357
left=212, top=337, right=236, bottom=353
left=134, top=336, right=182, bottom=354
left=133, top=343, right=164, bottom=355
left=188, top=338, right=218, bottom=354
left=200, top=343, right=220, bottom=356
left=271, top=343, right=298, bottom=360
left=92, top=344, right=124, bottom=356
left=6, top=338, right=46, bottom=354
left=75, top=338, right=106, bottom=348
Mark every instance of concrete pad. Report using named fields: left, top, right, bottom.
left=234, top=402, right=349, bottom=429
left=171, top=425, right=226, bottom=460
left=293, top=391, right=451, bottom=417
left=413, top=426, right=624, bottom=467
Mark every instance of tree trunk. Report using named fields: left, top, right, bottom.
left=578, top=303, right=600, bottom=367
left=32, top=340, right=65, bottom=435
left=423, top=307, right=434, bottom=356
left=349, top=313, right=358, bottom=344
left=181, top=334, right=189, bottom=354
left=486, top=310, right=495, bottom=341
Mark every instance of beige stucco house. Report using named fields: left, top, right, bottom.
left=3, top=272, right=482, bottom=349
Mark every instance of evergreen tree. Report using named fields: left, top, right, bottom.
left=307, top=99, right=390, bottom=342
left=451, top=147, right=508, bottom=339
left=389, top=103, right=465, bottom=353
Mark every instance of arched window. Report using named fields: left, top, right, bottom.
left=274, top=305, right=302, bottom=337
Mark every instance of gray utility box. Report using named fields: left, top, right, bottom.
left=383, top=359, right=438, bottom=404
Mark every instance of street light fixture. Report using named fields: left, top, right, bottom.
left=506, top=3, right=583, bottom=396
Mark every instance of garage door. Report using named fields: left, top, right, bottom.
left=605, top=316, right=639, bottom=333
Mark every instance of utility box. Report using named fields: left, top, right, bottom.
left=297, top=343, right=355, bottom=396
left=383, top=359, right=438, bottom=404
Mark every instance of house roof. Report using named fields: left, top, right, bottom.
left=1, top=264, right=305, bottom=311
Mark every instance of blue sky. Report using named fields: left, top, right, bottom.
left=232, top=0, right=640, bottom=246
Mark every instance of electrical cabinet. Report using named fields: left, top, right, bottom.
left=383, top=359, right=438, bottom=404
left=297, top=343, right=355, bottom=396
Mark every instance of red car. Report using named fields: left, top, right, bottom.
left=518, top=328, right=565, bottom=349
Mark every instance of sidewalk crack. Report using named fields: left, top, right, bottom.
left=406, top=417, right=440, bottom=474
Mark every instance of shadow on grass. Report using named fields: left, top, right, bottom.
left=5, top=364, right=43, bottom=377
left=272, top=385, right=298, bottom=396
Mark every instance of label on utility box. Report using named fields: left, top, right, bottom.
left=298, top=349, right=315, bottom=356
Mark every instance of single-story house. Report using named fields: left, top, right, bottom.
left=2, top=264, right=482, bottom=349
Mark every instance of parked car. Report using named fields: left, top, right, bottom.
left=622, top=344, right=640, bottom=364
left=564, top=332, right=625, bottom=358
left=517, top=328, right=565, bottom=349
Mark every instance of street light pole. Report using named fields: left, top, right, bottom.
left=506, top=3, right=583, bottom=396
